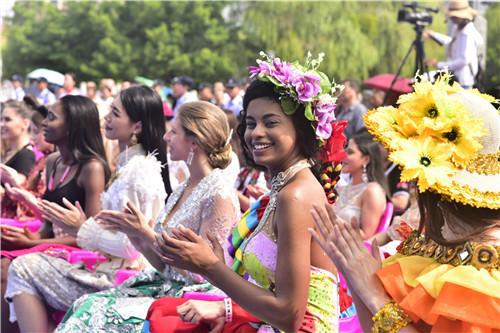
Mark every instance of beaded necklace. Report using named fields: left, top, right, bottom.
left=237, top=159, right=311, bottom=256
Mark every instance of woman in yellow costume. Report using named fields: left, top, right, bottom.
left=310, top=73, right=499, bottom=333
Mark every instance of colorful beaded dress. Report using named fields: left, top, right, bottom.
left=237, top=160, right=339, bottom=332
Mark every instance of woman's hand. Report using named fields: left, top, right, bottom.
left=96, top=201, right=155, bottom=242
left=154, top=226, right=220, bottom=275
left=177, top=300, right=225, bottom=327
left=246, top=184, right=266, bottom=199
left=1, top=225, right=40, bottom=249
left=0, top=164, right=23, bottom=187
left=309, top=203, right=390, bottom=313
left=40, top=198, right=86, bottom=235
left=424, top=58, right=438, bottom=67
left=4, top=183, right=38, bottom=206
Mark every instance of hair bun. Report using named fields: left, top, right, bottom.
left=208, top=143, right=232, bottom=169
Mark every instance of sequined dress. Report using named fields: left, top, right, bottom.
left=55, top=168, right=240, bottom=333
left=5, top=145, right=167, bottom=323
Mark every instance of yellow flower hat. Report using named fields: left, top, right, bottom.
left=364, top=74, right=500, bottom=209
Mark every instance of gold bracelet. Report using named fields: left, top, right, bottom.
left=372, top=301, right=411, bottom=333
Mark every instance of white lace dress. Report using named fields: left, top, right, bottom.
left=5, top=145, right=167, bottom=321
left=55, top=168, right=240, bottom=333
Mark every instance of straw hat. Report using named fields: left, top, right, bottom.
left=446, top=0, right=477, bottom=21
left=364, top=73, right=499, bottom=209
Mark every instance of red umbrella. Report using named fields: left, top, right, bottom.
left=363, top=73, right=413, bottom=94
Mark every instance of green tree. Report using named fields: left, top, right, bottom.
left=236, top=1, right=446, bottom=82
left=3, top=1, right=242, bottom=83
left=484, top=3, right=500, bottom=93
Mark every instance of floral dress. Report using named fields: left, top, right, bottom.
left=55, top=168, right=240, bottom=333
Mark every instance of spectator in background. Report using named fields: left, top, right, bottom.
left=96, top=80, right=114, bottom=114
left=223, top=78, right=244, bottom=115
left=424, top=0, right=483, bottom=89
left=336, top=79, right=367, bottom=139
left=197, top=82, right=215, bottom=103
left=0, top=101, right=36, bottom=186
left=152, top=80, right=167, bottom=102
left=11, top=75, right=25, bottom=102
left=171, top=76, right=197, bottom=114
left=1, top=99, right=53, bottom=220
left=85, top=81, right=98, bottom=102
left=370, top=89, right=386, bottom=108
left=213, top=80, right=227, bottom=108
left=35, top=78, right=56, bottom=106
left=120, top=81, right=131, bottom=92
left=379, top=144, right=411, bottom=215
left=58, top=73, right=81, bottom=98
left=335, top=132, right=388, bottom=240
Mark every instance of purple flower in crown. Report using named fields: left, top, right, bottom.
left=315, top=110, right=336, bottom=139
left=249, top=60, right=273, bottom=78
left=292, top=73, right=321, bottom=102
left=315, top=94, right=337, bottom=116
left=314, top=94, right=337, bottom=140
left=316, top=121, right=333, bottom=140
left=271, top=58, right=296, bottom=85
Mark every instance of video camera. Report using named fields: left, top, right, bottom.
left=398, top=2, right=438, bottom=27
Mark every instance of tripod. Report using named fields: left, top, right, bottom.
left=384, top=22, right=429, bottom=104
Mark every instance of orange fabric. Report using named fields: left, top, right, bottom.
left=377, top=261, right=500, bottom=333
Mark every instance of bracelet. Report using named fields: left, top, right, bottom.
left=372, top=301, right=411, bottom=333
left=223, top=298, right=233, bottom=323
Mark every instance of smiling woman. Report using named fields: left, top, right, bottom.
left=143, top=53, right=348, bottom=333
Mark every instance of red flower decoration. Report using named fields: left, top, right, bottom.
left=318, top=120, right=348, bottom=163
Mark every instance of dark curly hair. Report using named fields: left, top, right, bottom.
left=236, top=79, right=322, bottom=180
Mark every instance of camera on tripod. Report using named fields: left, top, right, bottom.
left=398, top=2, right=438, bottom=26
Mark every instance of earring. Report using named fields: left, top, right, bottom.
left=130, top=133, right=138, bottom=146
left=362, top=164, right=368, bottom=183
left=186, top=147, right=194, bottom=166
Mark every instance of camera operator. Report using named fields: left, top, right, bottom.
left=424, top=0, right=483, bottom=89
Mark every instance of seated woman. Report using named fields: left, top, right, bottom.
left=1, top=101, right=54, bottom=220
left=54, top=101, right=240, bottom=332
left=310, top=75, right=500, bottom=332
left=336, top=131, right=388, bottom=239
left=145, top=53, right=347, bottom=333
left=6, top=86, right=170, bottom=333
left=0, top=100, right=36, bottom=190
left=1, top=95, right=109, bottom=252
left=1, top=95, right=109, bottom=332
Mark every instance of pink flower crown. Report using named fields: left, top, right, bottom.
left=249, top=52, right=343, bottom=144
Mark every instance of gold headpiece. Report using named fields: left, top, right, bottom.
left=364, top=73, right=499, bottom=209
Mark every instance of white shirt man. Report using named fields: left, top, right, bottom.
left=172, top=76, right=198, bottom=114
left=429, top=22, right=483, bottom=88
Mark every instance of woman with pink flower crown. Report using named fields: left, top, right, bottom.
left=139, top=53, right=349, bottom=333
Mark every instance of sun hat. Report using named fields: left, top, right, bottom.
left=364, top=72, right=499, bottom=209
left=446, top=0, right=477, bottom=21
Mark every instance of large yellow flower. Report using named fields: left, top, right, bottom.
left=400, top=89, right=460, bottom=134
left=390, top=136, right=455, bottom=191
left=437, top=114, right=485, bottom=166
left=364, top=107, right=407, bottom=151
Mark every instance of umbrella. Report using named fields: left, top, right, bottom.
left=27, top=68, right=65, bottom=86
left=363, top=74, right=413, bottom=94
left=134, top=76, right=155, bottom=87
